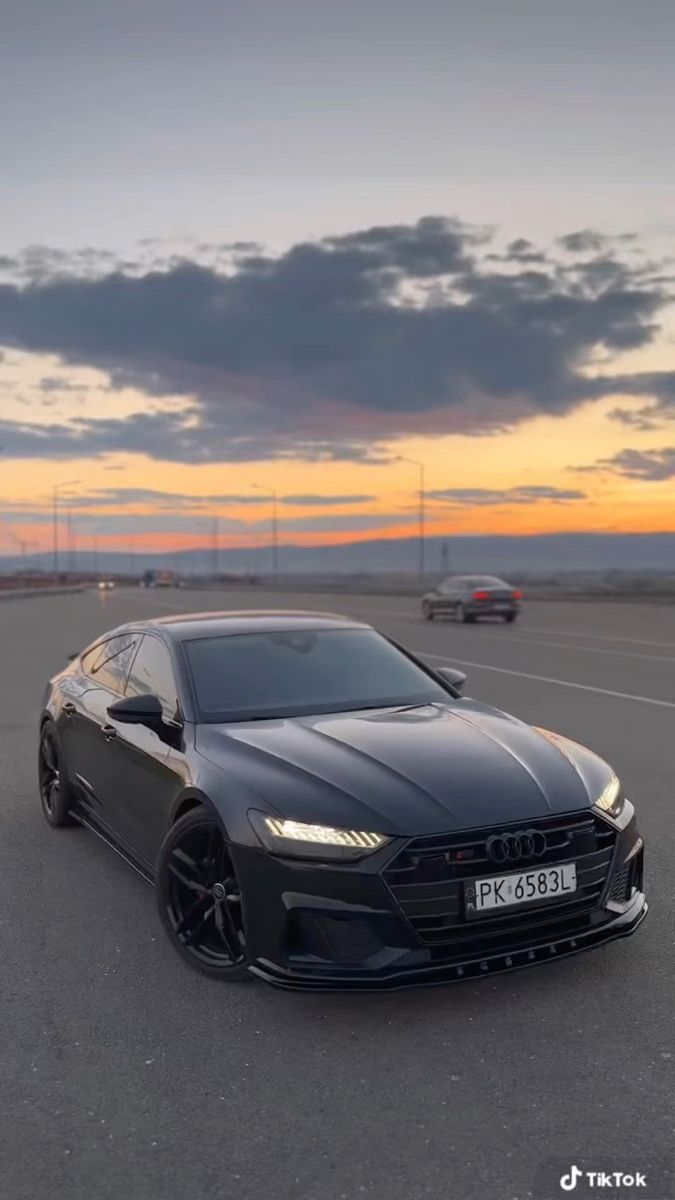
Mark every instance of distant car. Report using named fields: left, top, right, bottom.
left=38, top=610, right=645, bottom=990
left=422, top=575, right=521, bottom=623
left=141, top=570, right=180, bottom=589
left=97, top=580, right=115, bottom=591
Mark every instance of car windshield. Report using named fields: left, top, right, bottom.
left=184, top=627, right=449, bottom=721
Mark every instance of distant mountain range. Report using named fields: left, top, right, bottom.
left=1, top=532, right=674, bottom=576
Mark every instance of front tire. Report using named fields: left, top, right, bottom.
left=156, top=810, right=251, bottom=981
left=38, top=722, right=77, bottom=827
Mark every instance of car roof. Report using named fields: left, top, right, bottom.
left=109, top=610, right=369, bottom=641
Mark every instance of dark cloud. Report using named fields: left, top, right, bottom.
left=605, top=371, right=675, bottom=429
left=557, top=230, right=610, bottom=254
left=0, top=216, right=670, bottom=463
left=0, top=498, right=405, bottom=538
left=426, top=485, right=587, bottom=508
left=281, top=493, right=376, bottom=506
left=39, top=376, right=90, bottom=393
left=588, top=447, right=675, bottom=481
left=59, top=487, right=377, bottom=510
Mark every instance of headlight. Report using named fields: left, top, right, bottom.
left=248, top=811, right=391, bottom=860
left=594, top=774, right=626, bottom=821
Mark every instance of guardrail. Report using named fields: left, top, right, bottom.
left=0, top=585, right=88, bottom=602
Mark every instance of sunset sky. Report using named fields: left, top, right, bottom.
left=1, top=0, right=674, bottom=559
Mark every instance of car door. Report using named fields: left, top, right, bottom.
left=59, top=634, right=140, bottom=823
left=98, top=633, right=187, bottom=871
left=436, top=577, right=457, bottom=613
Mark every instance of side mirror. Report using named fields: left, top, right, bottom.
left=107, top=693, right=164, bottom=730
left=436, top=666, right=467, bottom=693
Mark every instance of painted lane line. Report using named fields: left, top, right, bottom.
left=425, top=630, right=675, bottom=665
left=415, top=650, right=675, bottom=709
left=346, top=607, right=675, bottom=653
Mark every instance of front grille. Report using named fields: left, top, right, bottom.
left=383, top=811, right=616, bottom=948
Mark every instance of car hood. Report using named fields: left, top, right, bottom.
left=196, top=700, right=613, bottom=836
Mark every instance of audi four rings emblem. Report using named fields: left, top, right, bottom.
left=486, top=829, right=547, bottom=863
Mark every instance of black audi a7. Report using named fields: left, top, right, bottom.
left=39, top=610, right=646, bottom=991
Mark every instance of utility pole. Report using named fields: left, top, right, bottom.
left=211, top=516, right=220, bottom=580
left=251, top=484, right=278, bottom=576
left=396, top=456, right=425, bottom=578
left=52, top=480, right=80, bottom=582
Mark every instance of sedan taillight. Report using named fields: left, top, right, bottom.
left=473, top=590, right=489, bottom=600
left=513, top=590, right=523, bottom=600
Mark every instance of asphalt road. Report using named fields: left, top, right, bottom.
left=2, top=587, right=673, bottom=1200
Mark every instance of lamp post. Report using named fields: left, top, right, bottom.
left=251, top=484, right=278, bottom=576
left=395, top=455, right=425, bottom=578
left=52, top=480, right=80, bottom=582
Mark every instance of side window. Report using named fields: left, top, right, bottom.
left=80, top=644, right=103, bottom=677
left=125, top=635, right=179, bottom=721
left=90, top=635, right=140, bottom=694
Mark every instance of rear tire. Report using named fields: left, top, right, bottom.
left=422, top=602, right=434, bottom=621
left=456, top=603, right=473, bottom=624
left=38, top=722, right=77, bottom=827
left=504, top=613, right=517, bottom=623
left=156, top=809, right=252, bottom=982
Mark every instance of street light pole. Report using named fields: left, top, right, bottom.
left=52, top=480, right=80, bottom=582
left=251, top=484, right=278, bottom=576
left=396, top=456, right=425, bottom=578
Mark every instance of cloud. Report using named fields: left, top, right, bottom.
left=605, top=371, right=675, bottom=429
left=50, top=487, right=378, bottom=510
left=425, top=485, right=587, bottom=508
left=587, top=447, right=675, bottom=481
left=280, top=493, right=376, bottom=506
left=0, top=497, right=407, bottom=537
left=0, top=216, right=671, bottom=464
left=557, top=230, right=613, bottom=254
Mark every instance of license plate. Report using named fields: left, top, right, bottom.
left=465, top=863, right=577, bottom=915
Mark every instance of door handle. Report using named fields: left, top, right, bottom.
left=63, top=702, right=77, bottom=716
left=101, top=724, right=117, bottom=742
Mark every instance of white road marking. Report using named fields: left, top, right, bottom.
left=331, top=604, right=675, bottom=651
left=505, top=623, right=675, bottom=649
left=416, top=650, right=675, bottom=709
left=428, top=629, right=675, bottom=664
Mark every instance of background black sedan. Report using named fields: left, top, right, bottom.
left=422, top=574, right=521, bottom=622
left=39, top=609, right=645, bottom=990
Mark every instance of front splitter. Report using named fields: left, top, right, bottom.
left=247, top=895, right=648, bottom=993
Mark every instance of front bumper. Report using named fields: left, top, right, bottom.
left=233, top=821, right=647, bottom=993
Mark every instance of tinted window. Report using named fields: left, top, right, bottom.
left=89, top=635, right=139, bottom=694
left=126, top=635, right=179, bottom=720
left=184, top=627, right=448, bottom=721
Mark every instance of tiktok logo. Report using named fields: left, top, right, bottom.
left=560, top=1166, right=583, bottom=1191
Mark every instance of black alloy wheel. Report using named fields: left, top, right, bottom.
left=157, top=810, right=250, bottom=980
left=39, top=723, right=76, bottom=827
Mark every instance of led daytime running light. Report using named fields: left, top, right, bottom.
left=263, top=818, right=386, bottom=849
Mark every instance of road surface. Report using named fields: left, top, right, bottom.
left=2, top=588, right=673, bottom=1200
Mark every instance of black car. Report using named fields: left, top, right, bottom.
left=38, top=610, right=646, bottom=991
left=422, top=574, right=521, bottom=622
